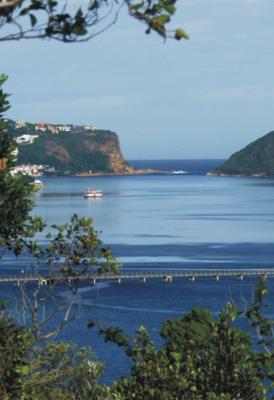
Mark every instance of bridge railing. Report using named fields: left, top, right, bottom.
left=0, top=268, right=273, bottom=284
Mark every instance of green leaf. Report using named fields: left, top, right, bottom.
left=163, top=3, right=176, bottom=15
left=130, top=2, right=144, bottom=12
left=73, top=25, right=87, bottom=36
left=16, top=365, right=31, bottom=376
left=175, top=28, right=189, bottom=40
left=75, top=7, right=83, bottom=19
left=153, top=14, right=170, bottom=25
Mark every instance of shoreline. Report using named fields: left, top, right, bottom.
left=75, top=168, right=176, bottom=177
left=206, top=171, right=269, bottom=178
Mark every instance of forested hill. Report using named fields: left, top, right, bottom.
left=7, top=119, right=133, bottom=174
left=213, top=130, right=274, bottom=176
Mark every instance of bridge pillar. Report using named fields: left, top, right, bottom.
left=238, top=274, right=244, bottom=280
left=140, top=277, right=146, bottom=283
left=117, top=277, right=122, bottom=284
left=163, top=275, right=172, bottom=283
left=190, top=276, right=195, bottom=282
left=91, top=278, right=96, bottom=285
left=214, top=275, right=220, bottom=282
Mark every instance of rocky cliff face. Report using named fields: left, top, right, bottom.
left=82, top=133, right=133, bottom=173
left=7, top=119, right=132, bottom=174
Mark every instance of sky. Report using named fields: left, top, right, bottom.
left=2, top=0, right=274, bottom=159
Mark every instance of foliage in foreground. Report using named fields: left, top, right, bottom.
left=0, top=308, right=109, bottom=400
left=0, top=0, right=188, bottom=43
left=0, top=74, right=45, bottom=255
left=0, top=278, right=274, bottom=399
left=100, top=279, right=273, bottom=400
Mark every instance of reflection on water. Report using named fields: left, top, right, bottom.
left=33, top=174, right=274, bottom=245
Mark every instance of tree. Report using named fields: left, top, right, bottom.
left=100, top=281, right=274, bottom=399
left=0, top=0, right=188, bottom=43
left=0, top=299, right=109, bottom=400
left=0, top=74, right=45, bottom=256
left=0, top=301, right=33, bottom=399
left=21, top=341, right=109, bottom=400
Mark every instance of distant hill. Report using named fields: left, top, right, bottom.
left=213, top=131, right=274, bottom=176
left=7, top=119, right=133, bottom=175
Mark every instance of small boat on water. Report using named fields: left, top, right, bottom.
left=84, top=188, right=103, bottom=198
left=172, top=170, right=188, bottom=175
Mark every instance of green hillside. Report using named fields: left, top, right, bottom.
left=215, top=131, right=274, bottom=176
left=7, top=119, right=132, bottom=174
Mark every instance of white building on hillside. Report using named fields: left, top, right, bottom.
left=15, top=120, right=26, bottom=129
left=12, top=164, right=55, bottom=176
left=16, top=134, right=38, bottom=144
left=58, top=125, right=71, bottom=132
left=35, top=123, right=47, bottom=132
left=84, top=125, right=96, bottom=131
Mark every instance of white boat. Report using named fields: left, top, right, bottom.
left=172, top=170, right=188, bottom=175
left=84, top=188, right=103, bottom=198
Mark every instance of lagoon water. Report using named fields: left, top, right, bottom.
left=3, top=159, right=274, bottom=382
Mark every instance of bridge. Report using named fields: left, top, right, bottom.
left=0, top=268, right=273, bottom=285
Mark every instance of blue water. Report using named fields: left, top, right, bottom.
left=2, top=159, right=274, bottom=383
left=130, top=159, right=224, bottom=174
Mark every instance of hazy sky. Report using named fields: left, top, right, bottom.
left=2, top=0, right=274, bottom=159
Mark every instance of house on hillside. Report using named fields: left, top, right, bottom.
left=16, top=134, right=38, bottom=144
left=58, top=125, right=71, bottom=132
left=47, top=125, right=59, bottom=134
left=15, top=120, right=26, bottom=129
left=35, top=123, right=47, bottom=132
left=84, top=125, right=96, bottom=131
left=12, top=164, right=55, bottom=176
